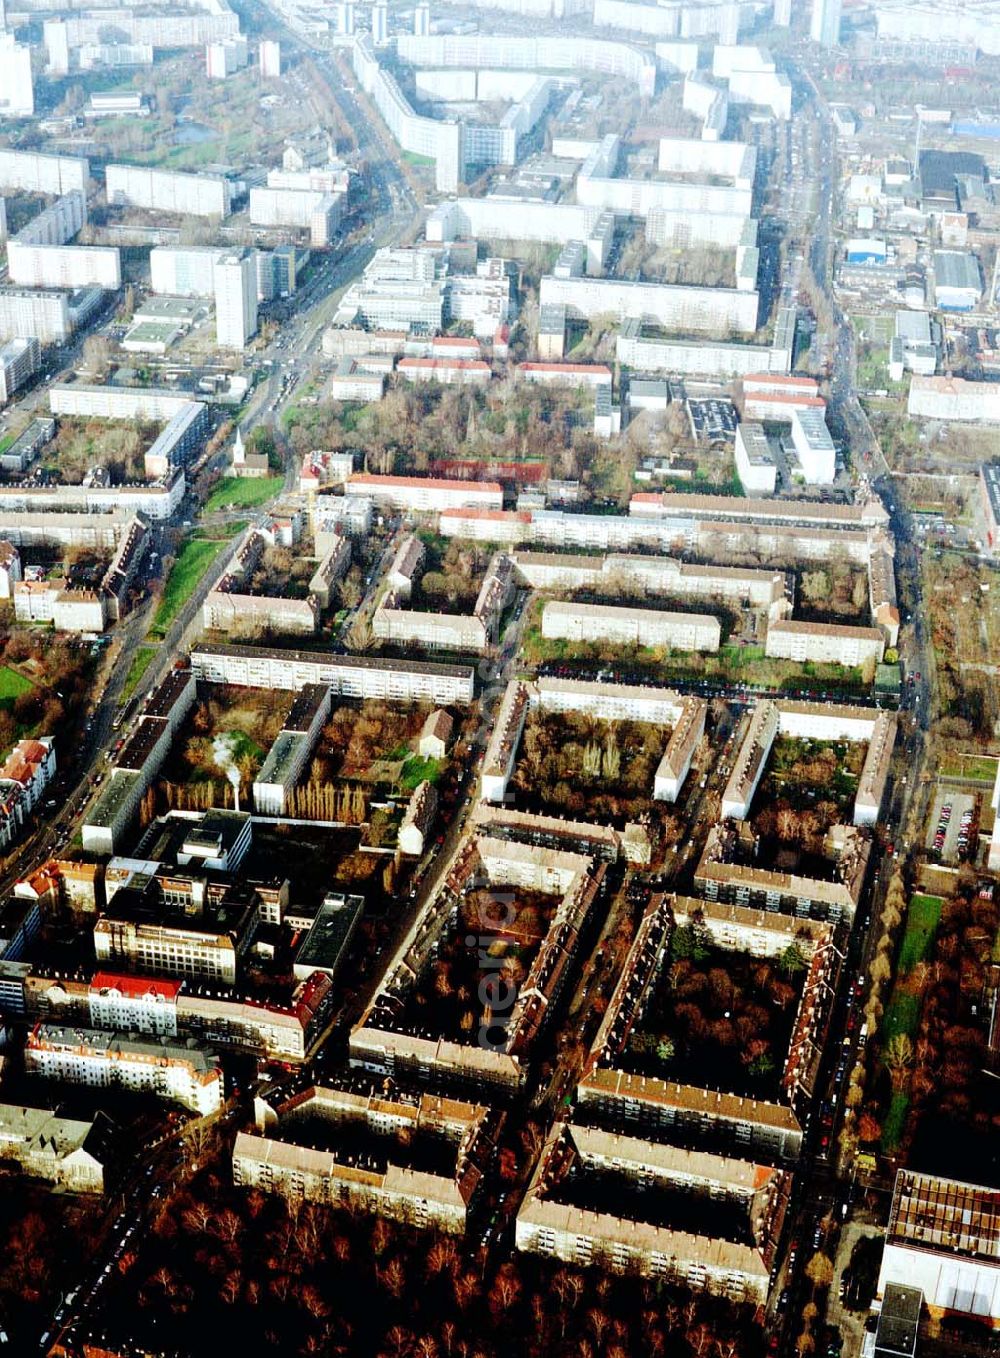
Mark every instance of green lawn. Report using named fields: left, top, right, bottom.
left=121, top=647, right=157, bottom=701
left=203, top=476, right=279, bottom=513
left=882, top=991, right=920, bottom=1043
left=401, top=755, right=442, bottom=790
left=898, top=894, right=943, bottom=975
left=940, top=753, right=998, bottom=782
left=228, top=730, right=266, bottom=763
left=881, top=1090, right=910, bottom=1152
left=0, top=665, right=33, bottom=707
left=152, top=539, right=227, bottom=637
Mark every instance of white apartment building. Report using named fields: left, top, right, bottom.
left=656, top=135, right=756, bottom=188
left=150, top=246, right=226, bottom=298
left=352, top=37, right=462, bottom=193
left=105, top=165, right=232, bottom=219
left=790, top=407, right=837, bottom=484
left=538, top=275, right=759, bottom=335
left=89, top=973, right=181, bottom=1036
left=722, top=700, right=779, bottom=819
left=15, top=193, right=87, bottom=247
left=395, top=34, right=656, bottom=100
left=765, top=620, right=885, bottom=668
left=428, top=198, right=622, bottom=260
left=6, top=243, right=121, bottom=290
left=259, top=39, right=282, bottom=76
left=191, top=641, right=475, bottom=704
left=541, top=600, right=721, bottom=652
left=46, top=3, right=238, bottom=54
left=206, top=36, right=248, bottom=77
left=0, top=35, right=33, bottom=116
left=93, top=915, right=240, bottom=983
left=0, top=150, right=88, bottom=197
left=811, top=0, right=842, bottom=46
left=908, top=375, right=1000, bottom=423
left=0, top=289, right=72, bottom=343
left=617, top=330, right=790, bottom=380
left=214, top=251, right=258, bottom=350
left=26, top=1024, right=223, bottom=1115
left=249, top=186, right=344, bottom=234
left=735, top=422, right=777, bottom=494
left=346, top=473, right=502, bottom=512
left=0, top=337, right=41, bottom=405
left=48, top=383, right=199, bottom=422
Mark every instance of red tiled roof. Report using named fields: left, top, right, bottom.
left=397, top=358, right=491, bottom=372
left=90, top=972, right=183, bottom=1001
left=351, top=474, right=504, bottom=493
left=519, top=362, right=612, bottom=376
left=440, top=508, right=532, bottom=523
left=431, top=336, right=481, bottom=350
left=744, top=373, right=820, bottom=390
left=744, top=393, right=826, bottom=407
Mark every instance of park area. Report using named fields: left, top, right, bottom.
left=755, top=737, right=864, bottom=820
left=75, top=61, right=320, bottom=173
left=307, top=700, right=451, bottom=792
left=409, top=535, right=492, bottom=614
left=156, top=685, right=292, bottom=812
left=156, top=690, right=456, bottom=822
left=510, top=710, right=670, bottom=823
left=923, top=551, right=1000, bottom=742
left=151, top=537, right=229, bottom=638
left=34, top=417, right=155, bottom=484
left=203, top=476, right=280, bottom=514
left=620, top=921, right=809, bottom=1101
left=0, top=632, right=94, bottom=755
left=392, top=883, right=555, bottom=1042
left=877, top=893, right=943, bottom=1153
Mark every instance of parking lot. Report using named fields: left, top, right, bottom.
left=925, top=789, right=980, bottom=863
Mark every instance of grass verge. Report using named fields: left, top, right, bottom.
left=898, top=894, right=943, bottom=975
left=881, top=1090, right=910, bottom=1152
left=151, top=539, right=227, bottom=638
left=204, top=476, right=279, bottom=513
left=121, top=647, right=157, bottom=702
left=0, top=665, right=34, bottom=706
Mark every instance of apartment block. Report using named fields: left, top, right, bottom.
left=790, top=407, right=837, bottom=485
left=734, top=422, right=777, bottom=494
left=253, top=684, right=332, bottom=815
left=0, top=288, right=72, bottom=343
left=721, top=700, right=779, bottom=819
left=541, top=601, right=721, bottom=652
left=106, top=165, right=232, bottom=218
left=0, top=1104, right=115, bottom=1192
left=539, top=274, right=759, bottom=336
left=150, top=246, right=226, bottom=298
left=26, top=1024, right=223, bottom=1115
left=191, top=642, right=475, bottom=704
left=0, top=337, right=41, bottom=404
left=351, top=833, right=605, bottom=1093
left=214, top=251, right=258, bottom=350
left=346, top=473, right=502, bottom=512
left=233, top=1084, right=501, bottom=1232
left=765, top=620, right=885, bottom=668
left=0, top=149, right=88, bottom=197
left=516, top=1121, right=789, bottom=1300
left=6, top=243, right=121, bottom=290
